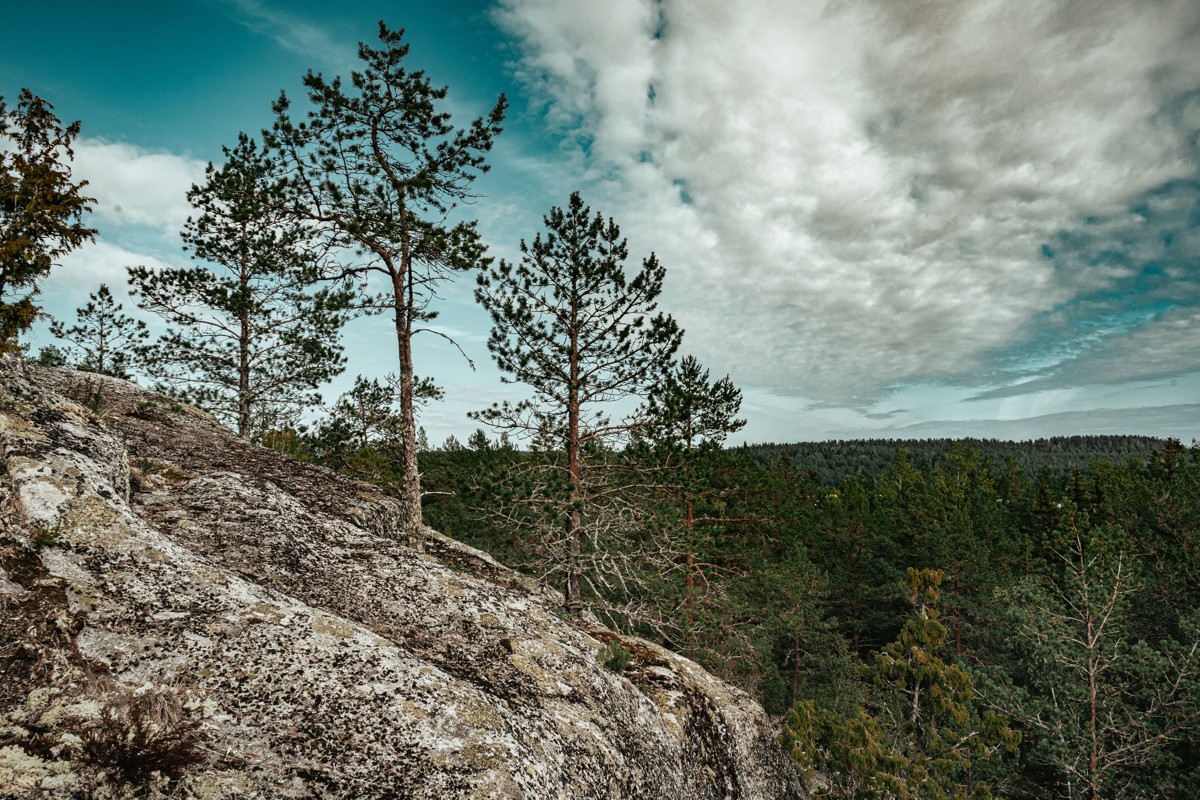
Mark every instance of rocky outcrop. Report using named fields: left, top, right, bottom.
left=0, top=358, right=802, bottom=799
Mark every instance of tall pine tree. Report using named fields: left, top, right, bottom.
left=988, top=521, right=1200, bottom=800
left=129, top=133, right=349, bottom=440
left=266, top=22, right=506, bottom=546
left=473, top=192, right=682, bottom=616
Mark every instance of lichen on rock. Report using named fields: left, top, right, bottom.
left=0, top=356, right=803, bottom=798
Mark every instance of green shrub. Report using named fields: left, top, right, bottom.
left=64, top=376, right=114, bottom=418
left=31, top=524, right=64, bottom=547
left=598, top=640, right=633, bottom=674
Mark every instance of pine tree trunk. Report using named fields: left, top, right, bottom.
left=238, top=308, right=251, bottom=439
left=97, top=314, right=108, bottom=376
left=237, top=221, right=252, bottom=439
left=1087, top=615, right=1100, bottom=800
left=792, top=636, right=801, bottom=705
left=564, top=287, right=582, bottom=616
left=565, top=384, right=583, bottom=615
left=397, top=327, right=423, bottom=550
left=684, top=494, right=695, bottom=647
left=392, top=237, right=424, bottom=551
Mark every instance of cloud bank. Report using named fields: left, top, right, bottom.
left=495, top=0, right=1200, bottom=403
left=73, top=139, right=206, bottom=233
left=30, top=140, right=204, bottom=337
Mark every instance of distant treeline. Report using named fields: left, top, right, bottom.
left=734, top=435, right=1167, bottom=484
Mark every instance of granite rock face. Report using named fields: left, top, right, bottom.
left=0, top=358, right=802, bottom=799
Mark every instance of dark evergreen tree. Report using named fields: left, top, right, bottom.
left=643, top=354, right=745, bottom=452
left=33, top=343, right=68, bottom=367
left=305, top=375, right=403, bottom=485
left=48, top=283, right=147, bottom=378
left=783, top=569, right=1020, bottom=799
left=640, top=355, right=746, bottom=649
left=129, top=133, right=349, bottom=440
left=0, top=89, right=95, bottom=352
left=266, top=21, right=506, bottom=546
left=472, top=191, right=682, bottom=616
left=304, top=372, right=444, bottom=483
left=322, top=376, right=405, bottom=449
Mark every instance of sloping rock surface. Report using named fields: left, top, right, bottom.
left=0, top=358, right=801, bottom=799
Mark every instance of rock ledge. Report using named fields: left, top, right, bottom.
left=0, top=358, right=801, bottom=799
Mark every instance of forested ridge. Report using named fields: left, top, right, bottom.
left=736, top=435, right=1167, bottom=485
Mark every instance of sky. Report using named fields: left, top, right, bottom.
left=3, top=0, right=1198, bottom=446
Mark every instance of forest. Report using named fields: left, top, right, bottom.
left=3, top=20, right=1199, bottom=800
left=735, top=436, right=1168, bottom=486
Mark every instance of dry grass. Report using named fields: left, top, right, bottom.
left=69, top=684, right=207, bottom=789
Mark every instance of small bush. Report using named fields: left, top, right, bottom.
left=32, top=524, right=64, bottom=547
left=64, top=377, right=116, bottom=419
left=599, top=641, right=633, bottom=674
left=132, top=400, right=158, bottom=418
left=35, top=344, right=70, bottom=367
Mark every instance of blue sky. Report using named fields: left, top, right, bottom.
left=3, top=0, right=1198, bottom=445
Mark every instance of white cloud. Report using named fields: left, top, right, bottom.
left=1009, top=307, right=1200, bottom=392
left=886, top=403, right=1199, bottom=441
left=28, top=237, right=195, bottom=355
left=40, top=238, right=190, bottom=307
left=72, top=139, right=206, bottom=233
left=45, top=239, right=145, bottom=292
left=495, top=0, right=660, bottom=156
left=496, top=0, right=1200, bottom=401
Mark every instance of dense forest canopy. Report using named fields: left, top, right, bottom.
left=736, top=435, right=1168, bottom=485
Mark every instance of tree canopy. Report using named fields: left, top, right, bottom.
left=130, top=133, right=350, bottom=439
left=0, top=89, right=95, bottom=352
left=266, top=21, right=506, bottom=545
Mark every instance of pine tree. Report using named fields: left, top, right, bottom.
left=48, top=283, right=148, bottom=378
left=643, top=355, right=745, bottom=453
left=33, top=343, right=68, bottom=367
left=639, top=355, right=746, bottom=648
left=129, top=133, right=349, bottom=440
left=306, top=372, right=444, bottom=486
left=265, top=22, right=506, bottom=547
left=0, top=90, right=96, bottom=352
left=472, top=192, right=682, bottom=617
left=307, top=375, right=405, bottom=485
left=988, top=521, right=1200, bottom=800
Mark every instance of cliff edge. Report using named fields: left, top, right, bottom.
left=0, top=357, right=801, bottom=799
